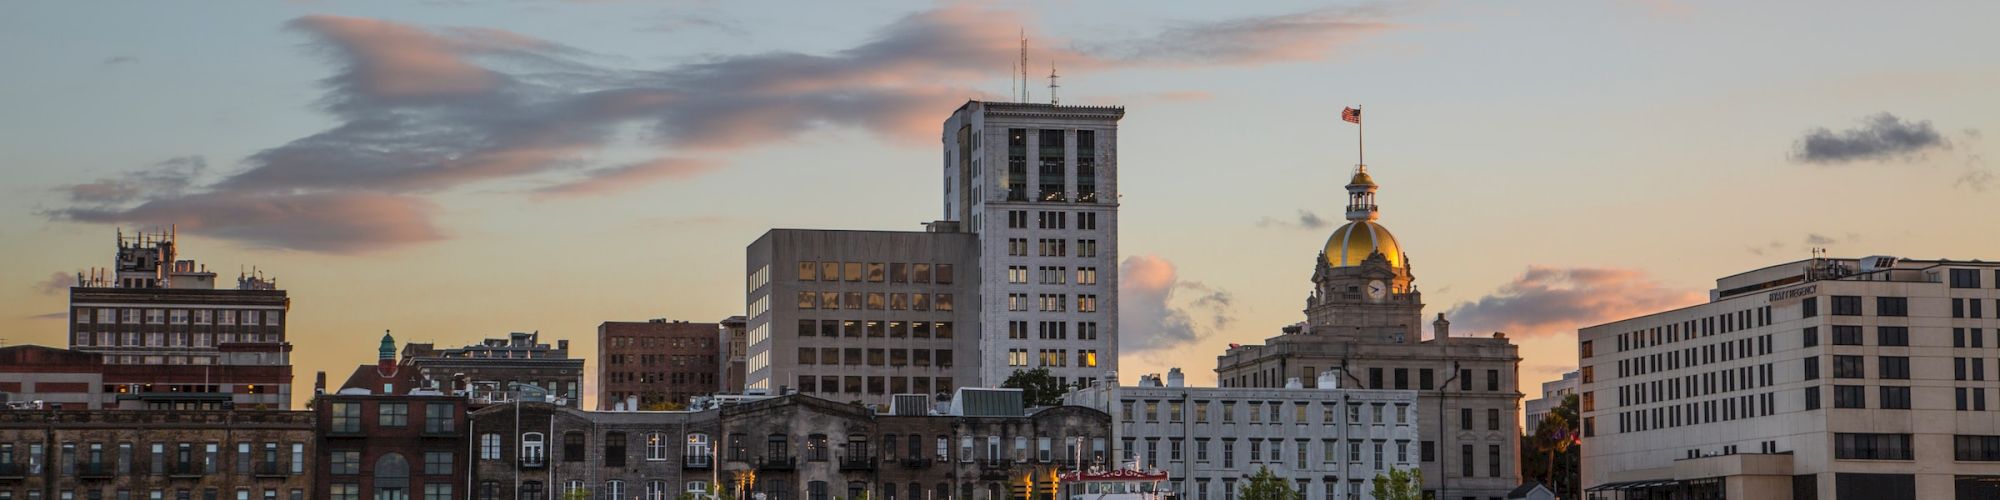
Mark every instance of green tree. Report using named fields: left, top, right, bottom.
left=1239, top=466, right=1299, bottom=500
left=1002, top=368, right=1075, bottom=407
left=564, top=488, right=592, bottom=500
left=1370, top=467, right=1423, bottom=500
left=1520, top=393, right=1580, bottom=497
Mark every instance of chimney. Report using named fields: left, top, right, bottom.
left=558, top=339, right=569, bottom=351
left=1317, top=369, right=1342, bottom=390
left=1433, top=313, right=1451, bottom=339
left=1166, top=368, right=1185, bottom=388
left=1284, top=377, right=1304, bottom=389
left=627, top=395, right=639, bottom=411
left=315, top=371, right=327, bottom=396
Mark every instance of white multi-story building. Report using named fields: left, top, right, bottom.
left=942, top=101, right=1125, bottom=388
left=1578, top=256, right=2000, bottom=499
left=1525, top=370, right=1579, bottom=428
left=745, top=100, right=1124, bottom=402
left=1066, top=369, right=1421, bottom=500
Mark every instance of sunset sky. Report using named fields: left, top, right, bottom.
left=3, top=1, right=1996, bottom=410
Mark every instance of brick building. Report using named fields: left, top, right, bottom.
left=311, top=333, right=470, bottom=500
left=597, top=319, right=722, bottom=410
left=401, top=332, right=583, bottom=408
left=0, top=408, right=315, bottom=500
left=467, top=401, right=720, bottom=499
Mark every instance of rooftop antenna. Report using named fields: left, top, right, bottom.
left=1018, top=28, right=1029, bottom=103
left=1048, top=61, right=1060, bottom=105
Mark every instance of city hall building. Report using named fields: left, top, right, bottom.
left=1579, top=257, right=2000, bottom=499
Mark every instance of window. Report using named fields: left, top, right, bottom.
left=1460, top=408, right=1472, bottom=430
left=330, top=403, right=360, bottom=433
left=329, top=451, right=360, bottom=475
left=1880, top=386, right=1911, bottom=409
left=423, top=452, right=452, bottom=475
left=422, top=485, right=450, bottom=500
left=1878, top=327, right=1907, bottom=347
left=330, top=485, right=358, bottom=500
left=605, top=432, right=627, bottom=467
left=563, top=433, right=586, bottom=462
left=1957, top=435, right=2000, bottom=461
left=378, top=403, right=407, bottom=427
left=1877, top=297, right=1908, bottom=317
left=521, top=433, right=546, bottom=466
left=1486, top=409, right=1500, bottom=431
left=1951, top=269, right=1983, bottom=288
left=1805, top=387, right=1821, bottom=410
left=1804, top=356, right=1820, bottom=380
left=1835, top=433, right=1912, bottom=460
left=1803, top=327, right=1819, bottom=347
left=1834, top=385, right=1866, bottom=408
left=1880, top=357, right=1910, bottom=379
left=1832, top=326, right=1862, bottom=345
left=1833, top=355, right=1864, bottom=378
left=1489, top=445, right=1502, bottom=477
left=423, top=403, right=453, bottom=433
left=1831, top=296, right=1863, bottom=316
left=480, top=434, right=501, bottom=460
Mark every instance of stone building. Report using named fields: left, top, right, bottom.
left=1523, top=371, right=1578, bottom=429
left=311, top=333, right=471, bottom=500
left=597, top=319, right=722, bottom=410
left=65, top=229, right=293, bottom=410
left=467, top=400, right=719, bottom=500
left=1579, top=257, right=2000, bottom=499
left=401, top=332, right=584, bottom=408
left=721, top=316, right=747, bottom=395
left=1064, top=369, right=1422, bottom=500
left=1214, top=164, right=1523, bottom=499
left=0, top=408, right=315, bottom=500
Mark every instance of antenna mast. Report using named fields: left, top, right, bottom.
left=1019, top=29, right=1029, bottom=103
left=1049, top=61, right=1060, bottom=105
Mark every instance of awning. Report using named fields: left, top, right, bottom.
left=1584, top=479, right=1676, bottom=492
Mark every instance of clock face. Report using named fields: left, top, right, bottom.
left=1367, top=280, right=1387, bottom=300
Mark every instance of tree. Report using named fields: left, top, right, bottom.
left=1370, top=467, right=1423, bottom=500
left=1002, top=368, right=1075, bottom=408
left=564, top=489, right=592, bottom=500
left=1239, top=466, right=1299, bottom=500
left=1521, top=393, right=1580, bottom=497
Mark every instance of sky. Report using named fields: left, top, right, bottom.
left=2, top=1, right=1997, bottom=411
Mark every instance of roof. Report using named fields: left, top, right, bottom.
left=1506, top=483, right=1551, bottom=498
left=336, top=362, right=422, bottom=394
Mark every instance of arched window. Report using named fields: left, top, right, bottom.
left=373, top=453, right=409, bottom=500
left=808, top=481, right=829, bottom=500
left=645, top=481, right=669, bottom=500
left=521, top=432, right=546, bottom=466
left=686, top=433, right=712, bottom=465
left=603, top=480, right=624, bottom=500
left=647, top=432, right=671, bottom=461
left=480, top=433, right=502, bottom=460
left=564, top=480, right=586, bottom=496
left=805, top=434, right=829, bottom=461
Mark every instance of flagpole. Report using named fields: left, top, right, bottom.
left=1357, top=105, right=1365, bottom=170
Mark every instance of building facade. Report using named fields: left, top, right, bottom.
left=942, top=101, right=1123, bottom=388
left=720, top=316, right=747, bottom=395
left=0, top=408, right=315, bottom=500
left=1213, top=165, right=1523, bottom=499
left=65, top=230, right=293, bottom=410
left=1524, top=371, right=1579, bottom=429
left=312, top=334, right=471, bottom=500
left=1578, top=257, right=2000, bottom=499
left=744, top=228, right=981, bottom=403
left=1065, top=369, right=1422, bottom=500
left=401, top=332, right=583, bottom=408
left=597, top=319, right=721, bottom=410
left=467, top=401, right=718, bottom=500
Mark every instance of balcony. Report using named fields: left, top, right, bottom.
left=838, top=456, right=877, bottom=471
left=899, top=457, right=930, bottom=469
left=78, top=462, right=116, bottom=479
left=977, top=458, right=1011, bottom=471
left=255, top=463, right=288, bottom=478
left=0, top=463, right=23, bottom=479
left=683, top=455, right=712, bottom=470
left=520, top=458, right=546, bottom=469
left=756, top=455, right=796, bottom=471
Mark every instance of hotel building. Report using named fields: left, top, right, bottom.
left=1578, top=257, right=2000, bottom=499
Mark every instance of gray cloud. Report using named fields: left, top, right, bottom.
left=1120, top=255, right=1238, bottom=353
left=1080, top=6, right=1394, bottom=66
left=1958, top=167, right=1995, bottom=192
left=1791, top=113, right=1951, bottom=164
left=47, top=7, right=1395, bottom=253
left=1256, top=209, right=1330, bottom=230
left=1443, top=266, right=1703, bottom=338
left=102, top=56, right=138, bottom=65
left=34, top=272, right=78, bottom=295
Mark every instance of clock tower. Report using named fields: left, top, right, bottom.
left=1303, top=165, right=1424, bottom=343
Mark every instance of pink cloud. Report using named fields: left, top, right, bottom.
left=534, top=157, right=719, bottom=199
left=1442, top=266, right=1704, bottom=338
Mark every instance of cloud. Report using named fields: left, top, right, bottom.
left=1080, top=6, right=1395, bottom=66
left=1442, top=266, right=1704, bottom=338
left=1745, top=240, right=1783, bottom=256
left=1958, top=167, right=1995, bottom=192
left=1790, top=113, right=1952, bottom=164
left=63, top=156, right=206, bottom=204
left=1256, top=209, right=1330, bottom=230
left=1120, top=255, right=1237, bottom=353
left=47, top=6, right=1396, bottom=253
left=34, top=272, right=78, bottom=295
left=1804, top=233, right=1836, bottom=246
left=533, top=157, right=717, bottom=199
left=102, top=56, right=138, bottom=65
left=26, top=311, right=68, bottom=321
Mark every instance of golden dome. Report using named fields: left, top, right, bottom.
left=1349, top=171, right=1375, bottom=186
left=1323, top=220, right=1404, bottom=268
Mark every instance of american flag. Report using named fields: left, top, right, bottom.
left=1341, top=107, right=1361, bottom=124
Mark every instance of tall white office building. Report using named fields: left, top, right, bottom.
left=942, top=101, right=1125, bottom=387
